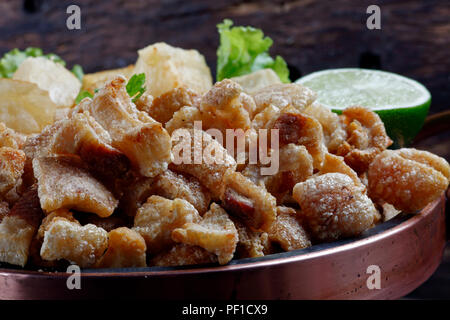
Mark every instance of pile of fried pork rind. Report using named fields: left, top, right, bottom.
left=0, top=50, right=449, bottom=270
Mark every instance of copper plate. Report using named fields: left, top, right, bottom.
left=0, top=195, right=445, bottom=300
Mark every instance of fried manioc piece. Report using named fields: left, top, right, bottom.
left=0, top=186, right=43, bottom=266
left=96, top=227, right=147, bottom=268
left=170, top=129, right=237, bottom=199
left=220, top=169, right=276, bottom=232
left=0, top=147, right=25, bottom=196
left=81, top=65, right=134, bottom=94
left=230, top=69, right=282, bottom=95
left=272, top=109, right=325, bottom=168
left=337, top=106, right=392, bottom=174
left=78, top=77, right=172, bottom=178
left=396, top=148, right=450, bottom=180
left=133, top=195, right=201, bottom=254
left=40, top=217, right=108, bottom=268
left=303, top=102, right=347, bottom=153
left=368, top=149, right=449, bottom=212
left=252, top=83, right=316, bottom=116
left=269, top=207, right=311, bottom=251
left=172, top=203, right=238, bottom=264
left=150, top=244, right=217, bottom=267
left=199, top=79, right=256, bottom=134
left=319, top=153, right=363, bottom=188
left=293, top=173, right=380, bottom=242
left=134, top=42, right=212, bottom=97
left=49, top=113, right=130, bottom=180
left=145, top=87, right=200, bottom=125
left=154, top=170, right=211, bottom=215
left=231, top=216, right=269, bottom=258
left=0, top=122, right=26, bottom=149
left=33, top=155, right=118, bottom=217
left=165, top=106, right=202, bottom=134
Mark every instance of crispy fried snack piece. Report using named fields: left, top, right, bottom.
left=293, top=173, right=380, bottom=242
left=49, top=113, right=130, bottom=180
left=76, top=213, right=130, bottom=232
left=37, top=208, right=78, bottom=240
left=220, top=169, right=276, bottom=232
left=74, top=77, right=172, bottom=178
left=133, top=195, right=201, bottom=254
left=154, top=170, right=211, bottom=215
left=0, top=122, right=26, bottom=149
left=33, top=155, right=118, bottom=217
left=170, top=129, right=237, bottom=199
left=120, top=175, right=156, bottom=217
left=269, top=207, right=311, bottom=251
left=199, top=80, right=256, bottom=134
left=231, top=216, right=270, bottom=258
left=96, top=227, right=147, bottom=268
left=271, top=108, right=325, bottom=168
left=303, top=102, right=347, bottom=153
left=336, top=106, right=392, bottom=174
left=165, top=106, right=202, bottom=134
left=0, top=147, right=25, bottom=196
left=0, top=202, right=8, bottom=222
left=40, top=217, right=108, bottom=268
left=319, top=153, right=363, bottom=189
left=0, top=186, right=43, bottom=266
left=368, top=149, right=449, bottom=212
left=252, top=83, right=316, bottom=115
left=172, top=203, right=238, bottom=264
left=150, top=244, right=217, bottom=267
left=144, top=87, right=200, bottom=125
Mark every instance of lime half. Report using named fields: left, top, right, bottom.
left=296, top=68, right=431, bottom=148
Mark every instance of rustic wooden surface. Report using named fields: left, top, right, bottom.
left=0, top=0, right=449, bottom=299
left=0, top=0, right=448, bottom=114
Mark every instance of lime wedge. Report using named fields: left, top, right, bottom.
left=296, top=68, right=431, bottom=148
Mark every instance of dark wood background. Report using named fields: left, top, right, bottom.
left=0, top=0, right=449, bottom=299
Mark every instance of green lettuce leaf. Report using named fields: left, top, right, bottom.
left=216, top=19, right=290, bottom=83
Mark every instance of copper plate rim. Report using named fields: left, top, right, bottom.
left=0, top=195, right=444, bottom=280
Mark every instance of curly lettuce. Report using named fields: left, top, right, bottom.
left=216, top=19, right=290, bottom=83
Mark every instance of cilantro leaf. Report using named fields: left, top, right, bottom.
left=216, top=19, right=290, bottom=83
left=126, top=73, right=146, bottom=102
left=71, top=64, right=84, bottom=83
left=75, top=90, right=93, bottom=104
left=0, top=47, right=66, bottom=78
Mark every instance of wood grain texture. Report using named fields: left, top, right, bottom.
left=0, top=0, right=448, bottom=114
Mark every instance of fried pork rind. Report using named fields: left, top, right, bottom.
left=0, top=186, right=43, bottom=267
left=220, top=169, right=276, bottom=232
left=120, top=176, right=156, bottom=217
left=0, top=122, right=27, bottom=149
left=319, top=153, right=363, bottom=188
left=198, top=79, right=256, bottom=133
left=144, top=87, right=201, bottom=125
left=13, top=57, right=81, bottom=108
left=40, top=217, right=108, bottom=268
left=230, top=69, right=282, bottom=95
left=172, top=203, right=238, bottom=265
left=269, top=207, right=311, bottom=251
left=96, top=227, right=147, bottom=268
left=303, top=102, right=346, bottom=153
left=0, top=202, right=8, bottom=222
left=231, top=216, right=270, bottom=258
left=368, top=149, right=449, bottom=213
left=336, top=106, right=393, bottom=174
left=154, top=170, right=211, bottom=215
left=150, top=244, right=217, bottom=267
left=293, top=173, right=380, bottom=242
left=82, top=65, right=134, bottom=94
left=170, top=129, right=237, bottom=199
left=0, top=79, right=57, bottom=134
left=133, top=195, right=201, bottom=254
left=0, top=147, right=26, bottom=196
left=271, top=108, right=326, bottom=168
left=76, top=77, right=172, bottom=178
left=134, top=42, right=213, bottom=97
left=76, top=213, right=130, bottom=233
left=165, top=106, right=202, bottom=134
left=33, top=156, right=118, bottom=217
left=252, top=83, right=316, bottom=115
left=37, top=208, right=78, bottom=240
